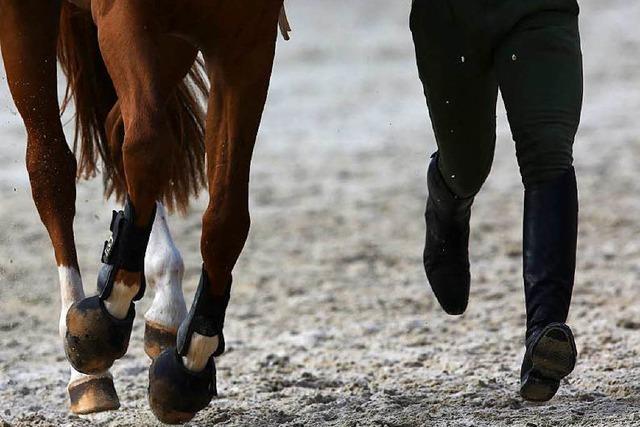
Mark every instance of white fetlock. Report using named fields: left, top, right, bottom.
left=182, top=333, right=219, bottom=372
left=68, top=366, right=111, bottom=385
left=58, top=266, right=85, bottom=337
left=103, top=276, right=140, bottom=319
left=145, top=285, right=187, bottom=332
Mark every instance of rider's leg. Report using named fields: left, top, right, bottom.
left=410, top=0, right=498, bottom=314
left=496, top=8, right=583, bottom=401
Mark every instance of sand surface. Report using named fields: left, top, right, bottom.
left=1, top=1, right=640, bottom=425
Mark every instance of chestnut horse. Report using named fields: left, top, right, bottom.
left=0, top=0, right=290, bottom=423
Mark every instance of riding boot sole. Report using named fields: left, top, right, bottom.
left=520, top=324, right=576, bottom=402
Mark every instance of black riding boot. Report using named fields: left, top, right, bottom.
left=423, top=153, right=475, bottom=315
left=519, top=167, right=578, bottom=402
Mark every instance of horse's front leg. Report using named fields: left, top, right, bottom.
left=147, top=5, right=282, bottom=423
left=60, top=269, right=120, bottom=414
left=0, top=0, right=119, bottom=414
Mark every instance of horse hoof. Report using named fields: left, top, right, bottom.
left=64, top=295, right=135, bottom=375
left=144, top=321, right=178, bottom=359
left=150, top=407, right=196, bottom=425
left=148, top=348, right=216, bottom=424
left=68, top=375, right=120, bottom=414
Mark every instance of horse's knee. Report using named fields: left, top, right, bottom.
left=26, top=133, right=77, bottom=185
left=202, top=205, right=251, bottom=246
left=25, top=131, right=78, bottom=263
left=201, top=204, right=250, bottom=275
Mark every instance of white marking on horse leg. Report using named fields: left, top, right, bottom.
left=144, top=202, right=187, bottom=332
left=103, top=277, right=139, bottom=319
left=59, top=266, right=116, bottom=411
left=59, top=268, right=90, bottom=385
left=68, top=366, right=112, bottom=386
left=58, top=266, right=85, bottom=337
left=182, top=333, right=219, bottom=372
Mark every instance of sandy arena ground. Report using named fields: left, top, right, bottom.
left=1, top=1, right=640, bottom=426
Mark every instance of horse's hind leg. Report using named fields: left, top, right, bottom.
left=0, top=0, right=119, bottom=414
left=148, top=4, right=282, bottom=423
left=144, top=202, right=188, bottom=359
left=63, top=2, right=199, bottom=375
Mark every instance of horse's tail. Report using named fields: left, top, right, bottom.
left=57, top=2, right=207, bottom=213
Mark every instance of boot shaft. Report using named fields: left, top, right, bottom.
left=523, top=167, right=578, bottom=338
left=427, top=153, right=474, bottom=222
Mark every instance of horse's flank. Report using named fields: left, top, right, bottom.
left=65, top=0, right=291, bottom=39
left=57, top=1, right=208, bottom=213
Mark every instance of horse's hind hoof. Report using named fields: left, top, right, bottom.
left=68, top=375, right=120, bottom=414
left=148, top=348, right=216, bottom=424
left=144, top=320, right=178, bottom=359
left=64, top=295, right=135, bottom=375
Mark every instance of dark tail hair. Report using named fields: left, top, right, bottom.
left=57, top=2, right=207, bottom=213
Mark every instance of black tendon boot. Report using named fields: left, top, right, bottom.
left=423, top=153, right=475, bottom=315
left=64, top=198, right=155, bottom=375
left=148, top=268, right=230, bottom=424
left=520, top=168, right=578, bottom=402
